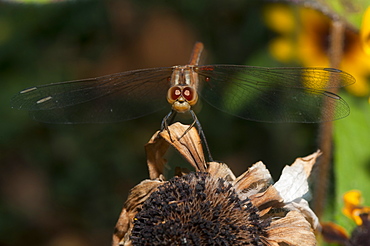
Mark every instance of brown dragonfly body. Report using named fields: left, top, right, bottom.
left=166, top=42, right=203, bottom=114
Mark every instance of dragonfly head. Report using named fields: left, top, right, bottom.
left=167, top=86, right=198, bottom=113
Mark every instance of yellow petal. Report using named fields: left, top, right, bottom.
left=344, top=74, right=370, bottom=97
left=264, top=4, right=295, bottom=33
left=341, top=190, right=370, bottom=225
left=344, top=190, right=362, bottom=206
left=360, top=6, right=370, bottom=56
left=269, top=37, right=295, bottom=62
left=351, top=207, right=370, bottom=225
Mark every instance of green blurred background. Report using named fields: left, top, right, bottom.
left=0, top=0, right=368, bottom=245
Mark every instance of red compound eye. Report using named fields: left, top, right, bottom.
left=168, top=86, right=181, bottom=101
left=183, top=87, right=195, bottom=102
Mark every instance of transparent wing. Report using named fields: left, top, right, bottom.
left=11, top=67, right=173, bottom=123
left=196, top=65, right=355, bottom=123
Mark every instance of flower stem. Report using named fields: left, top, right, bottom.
left=313, top=20, right=345, bottom=218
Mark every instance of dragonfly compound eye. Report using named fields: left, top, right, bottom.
left=167, top=86, right=182, bottom=104
left=182, top=87, right=198, bottom=106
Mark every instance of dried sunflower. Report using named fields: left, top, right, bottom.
left=112, top=123, right=320, bottom=246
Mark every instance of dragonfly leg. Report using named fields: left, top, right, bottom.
left=161, top=109, right=213, bottom=162
left=188, top=110, right=214, bottom=162
left=161, top=110, right=177, bottom=142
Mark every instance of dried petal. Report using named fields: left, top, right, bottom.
left=273, top=150, right=321, bottom=229
left=145, top=130, right=170, bottom=179
left=159, top=123, right=207, bottom=172
left=233, top=161, right=273, bottom=197
left=207, top=161, right=236, bottom=181
left=274, top=150, right=321, bottom=202
left=267, top=210, right=317, bottom=246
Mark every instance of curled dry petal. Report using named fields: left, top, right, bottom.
left=145, top=123, right=207, bottom=179
left=207, top=161, right=236, bottom=181
left=274, top=150, right=321, bottom=203
left=267, top=210, right=317, bottom=246
left=144, top=130, right=169, bottom=179
left=274, top=150, right=321, bottom=229
left=233, top=161, right=273, bottom=197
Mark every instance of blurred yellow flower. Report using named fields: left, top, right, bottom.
left=321, top=190, right=370, bottom=245
left=343, top=190, right=370, bottom=226
left=361, top=6, right=370, bottom=56
left=265, top=4, right=370, bottom=98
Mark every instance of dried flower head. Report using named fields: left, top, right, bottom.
left=112, top=123, right=320, bottom=246
left=131, top=172, right=270, bottom=245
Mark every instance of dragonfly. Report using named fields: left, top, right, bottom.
left=11, top=42, right=355, bottom=159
